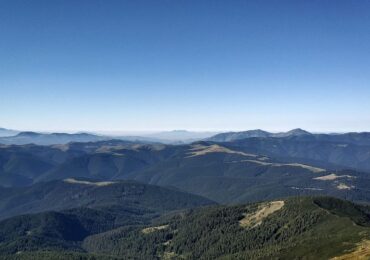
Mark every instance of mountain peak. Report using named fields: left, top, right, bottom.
left=285, top=128, right=312, bottom=136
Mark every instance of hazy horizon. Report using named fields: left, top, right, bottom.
left=0, top=126, right=363, bottom=136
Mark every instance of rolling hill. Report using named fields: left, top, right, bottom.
left=0, top=178, right=215, bottom=221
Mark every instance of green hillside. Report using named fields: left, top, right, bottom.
left=1, top=197, right=369, bottom=259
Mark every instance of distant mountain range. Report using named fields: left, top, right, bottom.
left=0, top=129, right=218, bottom=145
left=2, top=128, right=370, bottom=148
left=0, top=131, right=108, bottom=145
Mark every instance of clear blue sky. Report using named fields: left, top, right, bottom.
left=1, top=0, right=369, bottom=132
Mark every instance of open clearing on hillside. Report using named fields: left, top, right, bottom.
left=284, top=163, right=325, bottom=173
left=331, top=240, right=370, bottom=260
left=229, top=159, right=325, bottom=173
left=64, top=178, right=116, bottom=186
left=314, top=173, right=354, bottom=181
left=187, top=144, right=257, bottom=157
left=337, top=183, right=353, bottom=190
left=142, top=224, right=169, bottom=234
left=239, top=200, right=285, bottom=228
left=291, top=186, right=323, bottom=191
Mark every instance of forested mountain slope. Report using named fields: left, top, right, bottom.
left=0, top=179, right=215, bottom=221
left=1, top=197, right=369, bottom=259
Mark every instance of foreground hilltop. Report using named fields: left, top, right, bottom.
left=1, top=196, right=369, bottom=259
left=82, top=196, right=370, bottom=259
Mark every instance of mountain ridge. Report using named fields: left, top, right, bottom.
left=206, top=128, right=313, bottom=142
left=0, top=128, right=19, bottom=138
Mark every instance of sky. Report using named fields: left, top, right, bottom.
left=0, top=0, right=370, bottom=133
